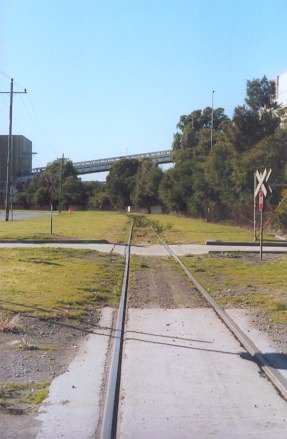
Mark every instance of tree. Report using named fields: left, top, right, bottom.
left=173, top=107, right=230, bottom=162
left=205, top=140, right=242, bottom=219
left=106, top=158, right=140, bottom=209
left=15, top=159, right=88, bottom=209
left=245, top=76, right=276, bottom=112
left=131, top=159, right=163, bottom=210
left=229, top=76, right=282, bottom=152
left=90, top=192, right=112, bottom=210
left=159, top=160, right=194, bottom=213
left=62, top=176, right=88, bottom=209
left=272, top=190, right=287, bottom=234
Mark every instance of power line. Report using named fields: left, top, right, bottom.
left=26, top=93, right=59, bottom=157
left=0, top=70, right=11, bottom=80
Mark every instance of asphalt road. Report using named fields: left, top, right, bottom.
left=0, top=210, right=50, bottom=221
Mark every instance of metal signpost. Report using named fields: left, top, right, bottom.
left=45, top=177, right=56, bottom=235
left=258, top=190, right=264, bottom=260
left=254, top=169, right=272, bottom=260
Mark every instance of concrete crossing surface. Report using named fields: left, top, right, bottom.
left=118, top=308, right=287, bottom=439
left=0, top=242, right=286, bottom=256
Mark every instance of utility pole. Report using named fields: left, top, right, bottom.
left=0, top=78, right=27, bottom=221
left=210, top=90, right=215, bottom=151
left=58, top=153, right=64, bottom=213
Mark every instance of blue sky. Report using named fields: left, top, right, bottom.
left=1, top=0, right=287, bottom=180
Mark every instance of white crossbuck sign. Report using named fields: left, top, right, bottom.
left=255, top=168, right=272, bottom=198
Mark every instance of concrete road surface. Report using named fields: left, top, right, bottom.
left=36, top=308, right=114, bottom=439
left=0, top=242, right=286, bottom=256
left=117, top=308, right=287, bottom=439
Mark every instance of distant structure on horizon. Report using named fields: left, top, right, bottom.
left=275, top=71, right=287, bottom=106
left=0, top=135, right=32, bottom=187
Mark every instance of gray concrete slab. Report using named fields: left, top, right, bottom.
left=226, top=308, right=287, bottom=381
left=36, top=307, right=114, bottom=439
left=170, top=243, right=208, bottom=255
left=130, top=244, right=169, bottom=257
left=118, top=308, right=287, bottom=439
left=0, top=242, right=286, bottom=256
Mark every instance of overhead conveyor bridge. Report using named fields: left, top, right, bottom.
left=18, top=149, right=173, bottom=180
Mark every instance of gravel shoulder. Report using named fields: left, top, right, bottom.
left=0, top=310, right=102, bottom=438
left=128, top=256, right=208, bottom=309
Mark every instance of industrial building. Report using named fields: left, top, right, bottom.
left=0, top=135, right=32, bottom=185
left=275, top=71, right=287, bottom=106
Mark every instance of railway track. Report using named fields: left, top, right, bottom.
left=100, top=217, right=287, bottom=439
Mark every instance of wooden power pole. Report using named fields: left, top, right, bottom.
left=0, top=78, right=27, bottom=221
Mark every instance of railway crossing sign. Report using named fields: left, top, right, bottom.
left=254, top=168, right=272, bottom=261
left=255, top=168, right=272, bottom=198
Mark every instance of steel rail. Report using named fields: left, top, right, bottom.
left=100, top=220, right=134, bottom=439
left=148, top=220, right=287, bottom=401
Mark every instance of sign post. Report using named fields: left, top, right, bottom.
left=45, top=177, right=56, bottom=235
left=254, top=169, right=272, bottom=261
left=259, top=190, right=264, bottom=261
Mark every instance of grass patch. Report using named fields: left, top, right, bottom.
left=146, top=214, right=275, bottom=244
left=0, top=210, right=130, bottom=241
left=0, top=382, right=49, bottom=411
left=0, top=248, right=124, bottom=319
left=183, top=253, right=287, bottom=324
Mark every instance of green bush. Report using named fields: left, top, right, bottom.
left=272, top=190, right=287, bottom=234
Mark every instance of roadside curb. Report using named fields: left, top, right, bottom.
left=206, top=241, right=287, bottom=247
left=0, top=239, right=115, bottom=244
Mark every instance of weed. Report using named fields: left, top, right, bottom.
left=131, top=215, right=149, bottom=228
left=14, top=337, right=38, bottom=350
left=18, top=383, right=49, bottom=405
left=221, top=251, right=242, bottom=258
left=0, top=314, right=22, bottom=333
left=150, top=219, right=164, bottom=234
left=0, top=381, right=50, bottom=411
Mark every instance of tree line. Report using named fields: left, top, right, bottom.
left=105, top=75, right=287, bottom=231
left=16, top=75, right=287, bottom=232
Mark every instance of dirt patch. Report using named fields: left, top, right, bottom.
left=0, top=310, right=101, bottom=415
left=246, top=309, right=287, bottom=353
left=128, top=256, right=208, bottom=308
left=185, top=252, right=287, bottom=353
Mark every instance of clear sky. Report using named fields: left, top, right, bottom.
left=1, top=0, right=287, bottom=180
